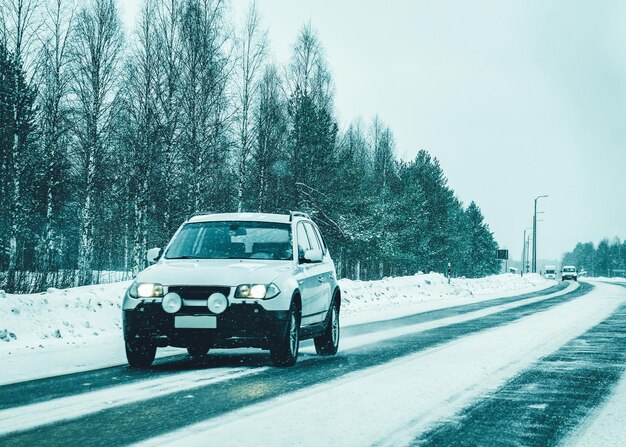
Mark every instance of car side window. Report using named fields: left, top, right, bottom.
left=311, top=224, right=326, bottom=254
left=304, top=223, right=322, bottom=252
left=296, top=223, right=311, bottom=261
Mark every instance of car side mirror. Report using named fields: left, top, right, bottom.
left=146, top=247, right=162, bottom=264
left=302, top=249, right=323, bottom=263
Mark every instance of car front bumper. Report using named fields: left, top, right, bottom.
left=123, top=302, right=289, bottom=349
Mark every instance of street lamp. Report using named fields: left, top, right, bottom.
left=532, top=195, right=548, bottom=273
left=521, top=227, right=532, bottom=276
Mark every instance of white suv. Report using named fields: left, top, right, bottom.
left=122, top=212, right=340, bottom=367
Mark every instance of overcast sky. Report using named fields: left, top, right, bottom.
left=121, top=0, right=626, bottom=262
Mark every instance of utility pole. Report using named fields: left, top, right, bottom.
left=521, top=227, right=532, bottom=276
left=526, top=235, right=531, bottom=273
left=532, top=195, right=548, bottom=273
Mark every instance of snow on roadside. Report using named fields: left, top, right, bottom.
left=0, top=281, right=131, bottom=351
left=0, top=273, right=551, bottom=354
left=593, top=276, right=626, bottom=283
left=340, top=272, right=552, bottom=326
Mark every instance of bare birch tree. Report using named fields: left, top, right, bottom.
left=234, top=1, right=267, bottom=212
left=154, top=0, right=182, bottom=240
left=37, top=0, right=74, bottom=271
left=123, top=0, right=160, bottom=274
left=69, top=0, right=122, bottom=279
left=178, top=0, right=231, bottom=214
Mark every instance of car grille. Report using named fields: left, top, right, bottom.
left=168, top=286, right=231, bottom=300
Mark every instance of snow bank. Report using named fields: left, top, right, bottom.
left=0, top=273, right=552, bottom=354
left=0, top=281, right=131, bottom=350
left=340, top=273, right=552, bottom=326
left=593, top=277, right=626, bottom=283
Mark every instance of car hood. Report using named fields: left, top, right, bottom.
left=136, top=259, right=294, bottom=286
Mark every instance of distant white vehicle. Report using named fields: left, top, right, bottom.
left=561, top=265, right=578, bottom=281
left=544, top=265, right=556, bottom=279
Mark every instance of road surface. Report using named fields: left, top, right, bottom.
left=1, top=280, right=625, bottom=446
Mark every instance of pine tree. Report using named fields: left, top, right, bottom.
left=251, top=64, right=288, bottom=212
left=596, top=239, right=611, bottom=277
left=286, top=25, right=338, bottom=211
left=0, top=38, right=37, bottom=290
left=412, top=150, right=456, bottom=272
left=465, top=201, right=499, bottom=277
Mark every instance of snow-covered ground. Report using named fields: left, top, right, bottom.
left=0, top=273, right=552, bottom=384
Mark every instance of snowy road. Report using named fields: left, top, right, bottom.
left=2, top=280, right=626, bottom=446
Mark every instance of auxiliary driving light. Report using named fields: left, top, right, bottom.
left=207, top=292, right=228, bottom=314
left=162, top=292, right=182, bottom=314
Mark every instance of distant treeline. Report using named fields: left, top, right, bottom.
left=0, top=0, right=499, bottom=293
left=562, top=239, right=626, bottom=277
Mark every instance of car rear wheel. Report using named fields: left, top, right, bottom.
left=125, top=340, right=156, bottom=368
left=314, top=299, right=339, bottom=356
left=270, top=302, right=300, bottom=367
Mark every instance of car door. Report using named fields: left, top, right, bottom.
left=305, top=223, right=333, bottom=317
left=294, top=222, right=318, bottom=326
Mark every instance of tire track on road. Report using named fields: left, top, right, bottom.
left=409, top=284, right=626, bottom=447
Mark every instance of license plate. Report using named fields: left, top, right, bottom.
left=175, top=315, right=217, bottom=329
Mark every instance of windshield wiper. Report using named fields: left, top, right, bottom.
left=166, top=255, right=201, bottom=259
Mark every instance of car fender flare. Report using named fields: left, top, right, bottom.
left=332, top=286, right=341, bottom=311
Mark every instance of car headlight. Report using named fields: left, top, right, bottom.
left=162, top=292, right=182, bottom=314
left=129, top=282, right=164, bottom=298
left=235, top=283, right=280, bottom=299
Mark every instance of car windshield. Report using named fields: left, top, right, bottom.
left=165, top=221, right=293, bottom=261
left=563, top=267, right=575, bottom=272
left=546, top=269, right=555, bottom=274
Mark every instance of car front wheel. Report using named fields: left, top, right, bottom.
left=125, top=340, right=156, bottom=368
left=270, top=302, right=300, bottom=367
left=187, top=345, right=210, bottom=357
left=314, top=299, right=340, bottom=355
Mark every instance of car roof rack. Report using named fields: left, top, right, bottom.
left=289, top=211, right=310, bottom=221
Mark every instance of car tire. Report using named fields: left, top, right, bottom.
left=187, top=345, right=210, bottom=357
left=270, top=301, right=300, bottom=367
left=314, top=299, right=339, bottom=356
left=125, top=340, right=156, bottom=368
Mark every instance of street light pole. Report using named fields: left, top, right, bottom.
left=532, top=195, right=548, bottom=273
